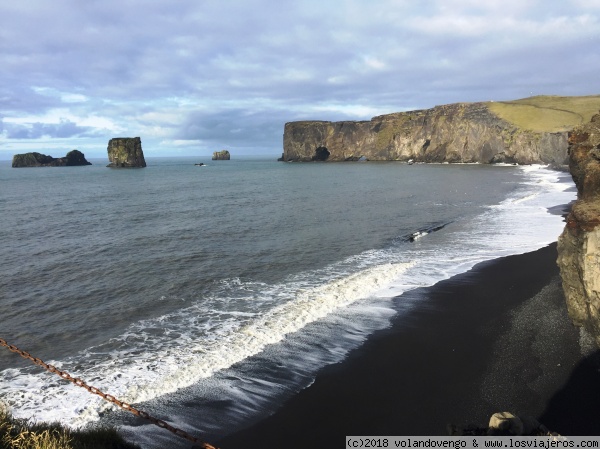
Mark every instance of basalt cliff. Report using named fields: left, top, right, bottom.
left=281, top=97, right=600, bottom=164
left=557, top=112, right=600, bottom=347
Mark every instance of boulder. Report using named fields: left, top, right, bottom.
left=106, top=137, right=146, bottom=168
left=449, top=413, right=551, bottom=436
left=488, top=412, right=524, bottom=436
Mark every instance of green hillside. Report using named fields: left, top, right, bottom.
left=486, top=95, right=600, bottom=132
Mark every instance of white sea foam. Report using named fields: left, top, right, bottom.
left=0, top=165, right=576, bottom=432
left=0, top=261, right=414, bottom=427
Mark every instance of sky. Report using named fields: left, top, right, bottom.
left=1, top=0, right=600, bottom=160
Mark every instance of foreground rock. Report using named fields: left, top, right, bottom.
left=12, top=150, right=92, bottom=167
left=282, top=101, right=573, bottom=163
left=557, top=112, right=600, bottom=347
left=212, top=150, right=230, bottom=160
left=106, top=137, right=146, bottom=168
left=448, top=412, right=557, bottom=436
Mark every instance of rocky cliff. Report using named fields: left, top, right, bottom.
left=282, top=102, right=570, bottom=164
left=106, top=137, right=146, bottom=168
left=212, top=150, right=231, bottom=160
left=12, top=150, right=92, bottom=167
left=557, top=112, right=600, bottom=347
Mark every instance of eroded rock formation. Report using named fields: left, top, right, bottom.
left=106, top=137, right=146, bottom=168
left=212, top=150, right=230, bottom=160
left=282, top=102, right=568, bottom=164
left=557, top=112, right=600, bottom=347
left=12, top=150, right=92, bottom=167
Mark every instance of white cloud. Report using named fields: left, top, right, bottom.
left=4, top=109, right=120, bottom=132
left=363, top=56, right=387, bottom=71
left=167, top=139, right=204, bottom=147
left=1, top=0, right=599, bottom=159
left=309, top=104, right=392, bottom=119
left=61, top=93, right=88, bottom=103
left=571, top=0, right=600, bottom=8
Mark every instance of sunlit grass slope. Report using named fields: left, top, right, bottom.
left=486, top=95, right=600, bottom=132
left=1, top=405, right=140, bottom=449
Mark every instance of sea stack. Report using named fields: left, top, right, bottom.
left=557, top=111, right=600, bottom=347
left=12, top=150, right=92, bottom=167
left=212, top=150, right=230, bottom=160
left=106, top=137, right=146, bottom=168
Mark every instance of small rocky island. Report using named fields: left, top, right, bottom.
left=106, top=137, right=146, bottom=168
left=12, top=150, right=92, bottom=167
left=212, top=150, right=230, bottom=160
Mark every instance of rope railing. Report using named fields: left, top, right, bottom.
left=0, top=338, right=218, bottom=449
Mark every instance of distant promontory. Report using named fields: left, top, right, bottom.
left=106, top=137, right=146, bottom=168
left=281, top=95, right=600, bottom=164
left=12, top=150, right=92, bottom=167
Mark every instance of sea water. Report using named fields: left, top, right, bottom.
left=0, top=157, right=575, bottom=447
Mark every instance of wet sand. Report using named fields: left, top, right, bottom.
left=217, top=243, right=600, bottom=448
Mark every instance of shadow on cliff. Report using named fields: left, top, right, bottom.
left=538, top=349, right=600, bottom=435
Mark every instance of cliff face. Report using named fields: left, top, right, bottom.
left=282, top=102, right=568, bottom=164
left=557, top=112, right=600, bottom=347
left=12, top=150, right=92, bottom=167
left=107, top=137, right=146, bottom=168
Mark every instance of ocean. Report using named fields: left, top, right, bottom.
left=0, top=157, right=575, bottom=447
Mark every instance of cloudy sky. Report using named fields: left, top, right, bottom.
left=1, top=0, right=599, bottom=160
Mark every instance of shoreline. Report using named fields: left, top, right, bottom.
left=217, top=243, right=600, bottom=448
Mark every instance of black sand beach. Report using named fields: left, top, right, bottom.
left=218, top=243, right=600, bottom=448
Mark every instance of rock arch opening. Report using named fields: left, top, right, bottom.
left=313, top=146, right=330, bottom=161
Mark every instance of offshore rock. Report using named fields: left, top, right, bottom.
left=212, top=149, right=230, bottom=160
left=282, top=102, right=569, bottom=164
left=12, top=150, right=92, bottom=167
left=106, top=137, right=146, bottom=168
left=557, top=112, right=600, bottom=347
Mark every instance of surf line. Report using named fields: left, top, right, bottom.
left=0, top=337, right=218, bottom=449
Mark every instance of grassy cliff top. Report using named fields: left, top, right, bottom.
left=486, top=95, right=600, bottom=132
left=0, top=404, right=141, bottom=449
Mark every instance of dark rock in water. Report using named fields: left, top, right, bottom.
left=212, top=150, right=230, bottom=160
left=12, top=152, right=53, bottom=167
left=64, top=149, right=92, bottom=166
left=557, top=111, right=600, bottom=348
left=106, top=137, right=146, bottom=168
left=404, top=222, right=452, bottom=242
left=12, top=150, right=92, bottom=167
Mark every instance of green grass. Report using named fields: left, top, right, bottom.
left=486, top=95, right=600, bottom=132
left=0, top=405, right=140, bottom=449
